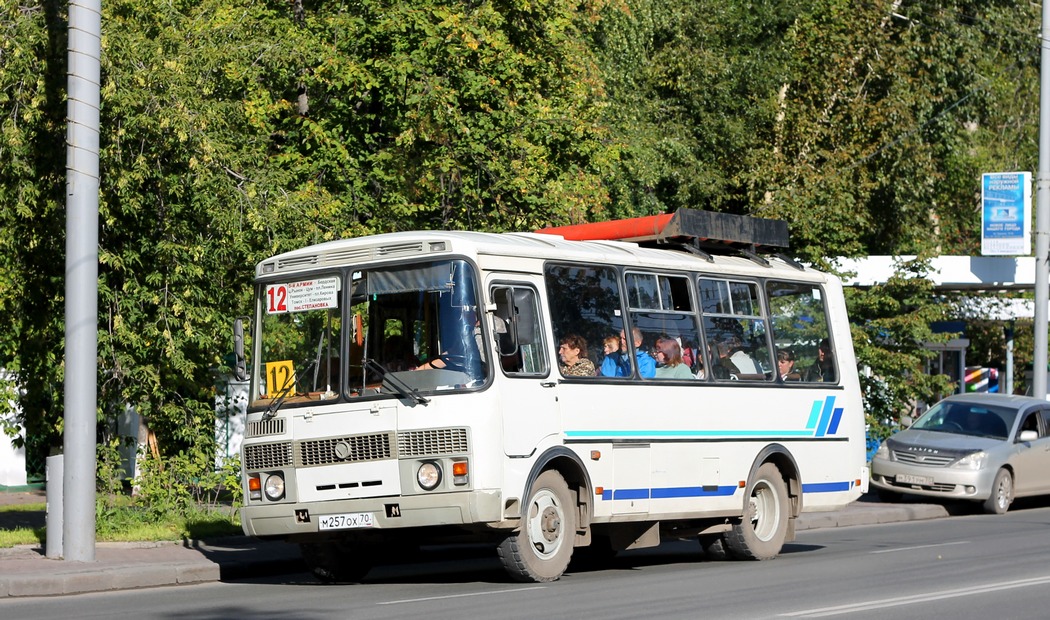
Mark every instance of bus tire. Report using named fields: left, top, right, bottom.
left=498, top=470, right=576, bottom=582
left=725, top=462, right=789, bottom=561
left=698, top=533, right=731, bottom=561
left=300, top=540, right=372, bottom=583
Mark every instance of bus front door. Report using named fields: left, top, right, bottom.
left=488, top=279, right=561, bottom=457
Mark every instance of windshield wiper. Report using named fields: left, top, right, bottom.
left=363, top=359, right=430, bottom=406
left=263, top=359, right=318, bottom=421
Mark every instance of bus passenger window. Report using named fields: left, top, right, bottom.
left=545, top=264, right=624, bottom=379
left=627, top=272, right=701, bottom=380
left=766, top=281, right=836, bottom=384
left=699, top=277, right=772, bottom=382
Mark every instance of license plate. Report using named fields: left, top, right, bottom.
left=895, top=473, right=933, bottom=486
left=318, top=512, right=375, bottom=531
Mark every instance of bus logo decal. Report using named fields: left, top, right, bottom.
left=807, top=396, right=844, bottom=437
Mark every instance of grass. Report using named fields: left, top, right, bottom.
left=0, top=502, right=243, bottom=548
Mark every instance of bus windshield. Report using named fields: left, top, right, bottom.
left=250, top=259, right=487, bottom=410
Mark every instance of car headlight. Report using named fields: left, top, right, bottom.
left=417, top=461, right=442, bottom=491
left=264, top=472, right=286, bottom=500
left=874, top=443, right=891, bottom=461
left=951, top=451, right=987, bottom=470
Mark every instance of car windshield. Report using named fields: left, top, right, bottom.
left=911, top=400, right=1016, bottom=440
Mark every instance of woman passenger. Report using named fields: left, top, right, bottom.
left=559, top=334, right=596, bottom=377
left=654, top=337, right=695, bottom=380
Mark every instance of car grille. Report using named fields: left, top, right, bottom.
left=889, top=479, right=956, bottom=493
left=891, top=451, right=954, bottom=467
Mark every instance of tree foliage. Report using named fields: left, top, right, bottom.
left=0, top=0, right=1041, bottom=466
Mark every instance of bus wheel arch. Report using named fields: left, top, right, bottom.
left=497, top=448, right=592, bottom=582
left=744, top=444, right=801, bottom=519
left=522, top=446, right=594, bottom=544
left=724, top=446, right=799, bottom=561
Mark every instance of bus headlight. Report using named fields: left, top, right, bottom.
left=264, top=473, right=286, bottom=500
left=417, top=461, right=442, bottom=491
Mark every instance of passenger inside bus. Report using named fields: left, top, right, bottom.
left=558, top=334, right=596, bottom=376
left=599, top=335, right=620, bottom=377
left=777, top=349, right=801, bottom=381
left=600, top=327, right=655, bottom=378
left=725, top=334, right=759, bottom=375
left=803, top=339, right=836, bottom=382
left=654, top=337, right=694, bottom=379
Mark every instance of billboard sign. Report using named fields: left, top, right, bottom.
left=981, top=171, right=1031, bottom=256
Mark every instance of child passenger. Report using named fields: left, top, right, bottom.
left=599, top=335, right=620, bottom=377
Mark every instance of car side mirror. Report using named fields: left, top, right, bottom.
left=899, top=415, right=913, bottom=429
left=1019, top=429, right=1038, bottom=443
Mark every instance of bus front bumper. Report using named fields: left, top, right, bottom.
left=241, top=489, right=504, bottom=538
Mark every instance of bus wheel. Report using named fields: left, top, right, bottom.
left=498, top=470, right=576, bottom=582
left=698, top=533, right=731, bottom=560
left=725, top=463, right=789, bottom=561
left=300, top=540, right=372, bottom=583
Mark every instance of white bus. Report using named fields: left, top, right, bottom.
left=237, top=209, right=867, bottom=583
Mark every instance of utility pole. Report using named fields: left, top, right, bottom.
left=64, top=0, right=102, bottom=561
left=1035, top=0, right=1050, bottom=401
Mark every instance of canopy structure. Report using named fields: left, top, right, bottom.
left=536, top=209, right=790, bottom=255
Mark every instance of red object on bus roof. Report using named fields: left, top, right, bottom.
left=535, top=213, right=674, bottom=242
left=535, top=208, right=790, bottom=250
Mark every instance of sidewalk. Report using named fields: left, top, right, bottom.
left=0, top=493, right=948, bottom=598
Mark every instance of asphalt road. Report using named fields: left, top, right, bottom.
left=3, top=502, right=1050, bottom=620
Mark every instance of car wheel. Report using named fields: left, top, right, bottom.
left=982, top=468, right=1013, bottom=515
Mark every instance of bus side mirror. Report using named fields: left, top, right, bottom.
left=513, top=289, right=537, bottom=345
left=233, top=318, right=247, bottom=382
left=495, top=288, right=520, bottom=356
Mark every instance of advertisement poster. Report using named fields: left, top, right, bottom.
left=981, top=171, right=1031, bottom=256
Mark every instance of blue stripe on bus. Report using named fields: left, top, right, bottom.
left=816, top=395, right=836, bottom=437
left=565, top=429, right=815, bottom=438
left=601, top=482, right=852, bottom=501
left=801, top=481, right=852, bottom=493
left=602, top=486, right=738, bottom=501
left=806, top=400, right=822, bottom=430
left=827, top=407, right=844, bottom=435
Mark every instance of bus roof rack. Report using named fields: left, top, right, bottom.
left=535, top=208, right=790, bottom=258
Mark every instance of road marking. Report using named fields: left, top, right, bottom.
left=868, top=540, right=970, bottom=554
left=780, top=575, right=1050, bottom=617
left=378, top=586, right=546, bottom=605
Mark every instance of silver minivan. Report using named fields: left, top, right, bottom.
left=870, top=393, right=1050, bottom=514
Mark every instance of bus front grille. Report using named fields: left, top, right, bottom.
left=243, top=441, right=293, bottom=470
left=296, top=432, right=393, bottom=467
left=398, top=428, right=469, bottom=457
left=246, top=418, right=285, bottom=438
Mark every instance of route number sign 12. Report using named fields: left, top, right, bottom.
left=266, top=277, right=339, bottom=314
